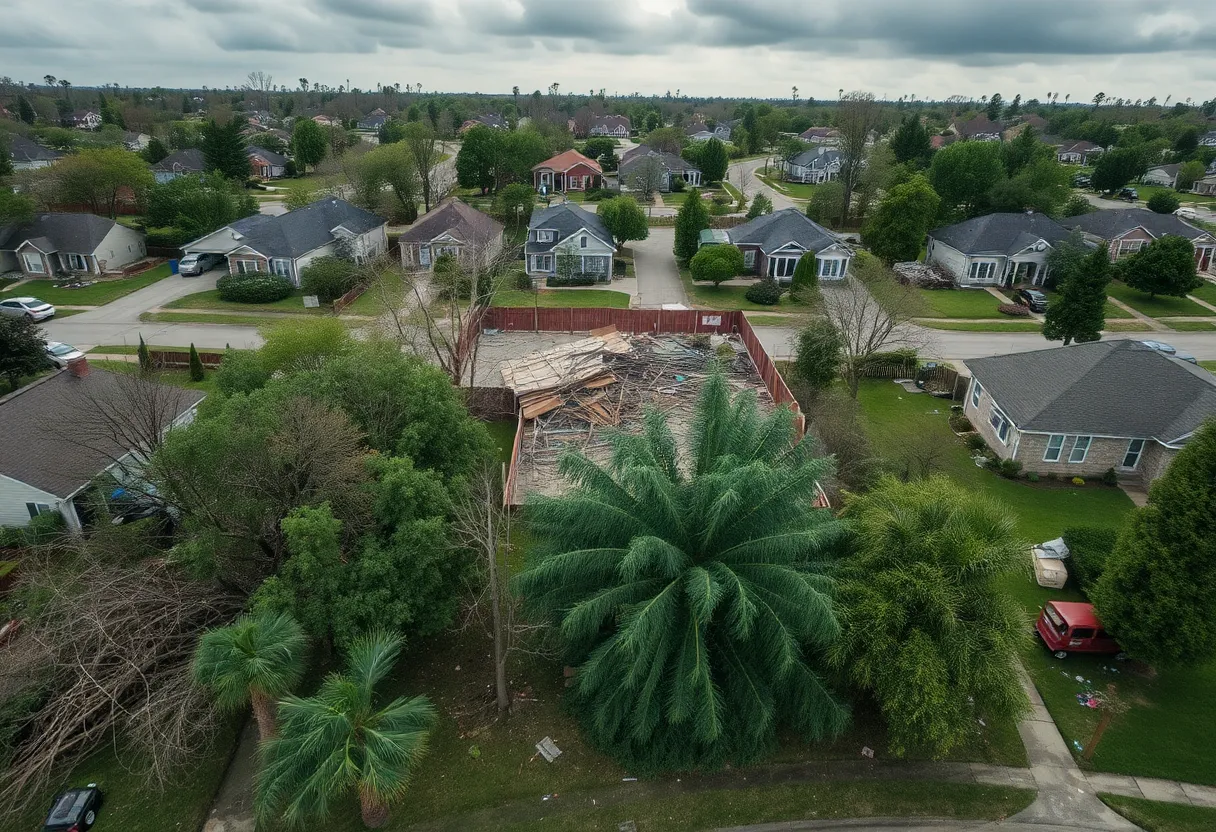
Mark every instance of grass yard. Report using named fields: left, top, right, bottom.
left=1106, top=282, right=1216, bottom=318
left=91, top=359, right=220, bottom=393
left=757, top=173, right=817, bottom=200
left=141, top=311, right=317, bottom=326
left=1103, top=320, right=1155, bottom=332
left=1164, top=320, right=1216, bottom=331
left=1135, top=184, right=1216, bottom=207
left=1102, top=795, right=1216, bottom=832
left=164, top=288, right=328, bottom=315
left=87, top=344, right=226, bottom=355
left=1104, top=301, right=1135, bottom=319
left=1187, top=279, right=1216, bottom=305
left=491, top=289, right=632, bottom=308
left=915, top=288, right=1004, bottom=318
left=16, top=263, right=174, bottom=306
left=680, top=268, right=808, bottom=312
left=1201, top=361, right=1216, bottom=372
left=919, top=321, right=1043, bottom=332
left=483, top=420, right=518, bottom=465
left=746, top=314, right=812, bottom=327
left=340, top=273, right=410, bottom=317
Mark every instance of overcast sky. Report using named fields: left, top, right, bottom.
left=6, top=0, right=1216, bottom=102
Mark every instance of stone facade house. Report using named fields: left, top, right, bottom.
left=1061, top=208, right=1216, bottom=274
left=524, top=202, right=615, bottom=282
left=0, top=213, right=147, bottom=277
left=964, top=341, right=1216, bottom=484
left=399, top=198, right=504, bottom=271
left=926, top=212, right=1071, bottom=288
left=723, top=208, right=853, bottom=284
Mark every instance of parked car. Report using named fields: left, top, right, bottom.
left=1072, top=174, right=1091, bottom=188
left=1174, top=350, right=1199, bottom=365
left=178, top=252, right=224, bottom=276
left=1014, top=288, right=1048, bottom=312
left=1139, top=340, right=1177, bottom=355
left=1118, top=187, right=1138, bottom=201
left=0, top=297, right=55, bottom=321
left=41, top=785, right=103, bottom=831
left=1175, top=207, right=1199, bottom=220
left=1036, top=601, right=1122, bottom=658
left=44, top=341, right=84, bottom=368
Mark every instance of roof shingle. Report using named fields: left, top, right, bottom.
left=929, top=212, right=1071, bottom=256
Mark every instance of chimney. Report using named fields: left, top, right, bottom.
left=66, top=356, right=91, bottom=378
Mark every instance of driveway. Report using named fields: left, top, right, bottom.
left=729, top=156, right=801, bottom=212
left=1077, top=189, right=1216, bottom=223
left=631, top=228, right=688, bottom=308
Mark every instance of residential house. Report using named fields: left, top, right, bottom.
left=181, top=198, right=388, bottom=286
left=799, top=127, right=841, bottom=145
left=532, top=149, right=603, bottom=194
left=246, top=145, right=287, bottom=179
left=686, top=120, right=733, bottom=142
left=399, top=198, right=505, bottom=271
left=311, top=114, right=339, bottom=127
left=964, top=340, right=1216, bottom=484
left=930, top=134, right=957, bottom=150
left=357, top=108, right=389, bottom=130
left=1198, top=130, right=1216, bottom=148
left=723, top=208, right=853, bottom=283
left=949, top=115, right=1003, bottom=141
left=0, top=213, right=147, bottom=277
left=926, top=212, right=1071, bottom=287
left=589, top=115, right=631, bottom=138
left=1003, top=114, right=1049, bottom=140
left=151, top=148, right=206, bottom=183
left=687, top=130, right=717, bottom=142
left=459, top=114, right=507, bottom=133
left=1142, top=164, right=1181, bottom=189
left=68, top=110, right=102, bottom=130
left=1061, top=208, right=1216, bottom=273
left=524, top=202, right=615, bottom=282
left=121, top=131, right=151, bottom=151
left=0, top=361, right=204, bottom=532
left=780, top=148, right=843, bottom=184
left=1056, top=141, right=1105, bottom=165
left=8, top=135, right=62, bottom=170
left=618, top=147, right=702, bottom=191
left=1193, top=175, right=1216, bottom=196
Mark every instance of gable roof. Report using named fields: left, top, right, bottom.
left=789, top=149, right=842, bottom=168
left=727, top=208, right=845, bottom=255
left=592, top=115, right=631, bottom=131
left=618, top=149, right=699, bottom=175
left=525, top=202, right=614, bottom=253
left=1061, top=208, right=1210, bottom=242
left=9, top=134, right=63, bottom=163
left=952, top=115, right=1003, bottom=137
left=236, top=198, right=386, bottom=259
left=245, top=145, right=287, bottom=166
left=151, top=147, right=205, bottom=173
left=799, top=127, right=839, bottom=140
left=533, top=149, right=602, bottom=174
left=929, top=212, right=1071, bottom=255
left=398, top=198, right=504, bottom=246
left=1058, top=140, right=1104, bottom=154
left=966, top=340, right=1216, bottom=442
left=1146, top=163, right=1181, bottom=178
left=0, top=213, right=120, bottom=254
left=0, top=367, right=205, bottom=498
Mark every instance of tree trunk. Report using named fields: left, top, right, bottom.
left=250, top=690, right=278, bottom=741
left=488, top=505, right=510, bottom=714
left=360, top=791, right=390, bottom=828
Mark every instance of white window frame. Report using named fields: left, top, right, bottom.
left=989, top=408, right=1011, bottom=444
left=1117, top=239, right=1145, bottom=257
left=968, top=260, right=998, bottom=284
left=1043, top=434, right=1065, bottom=463
left=535, top=230, right=554, bottom=243
left=1068, top=436, right=1092, bottom=464
left=26, top=502, right=53, bottom=519
left=743, top=249, right=756, bottom=269
left=580, top=236, right=588, bottom=249
left=970, top=380, right=983, bottom=409
left=22, top=252, right=45, bottom=273
left=531, top=254, right=553, bottom=272
left=818, top=258, right=843, bottom=278
left=270, top=258, right=292, bottom=278
left=236, top=259, right=263, bottom=274
left=67, top=253, right=88, bottom=270
left=768, top=256, right=798, bottom=279
left=1121, top=438, right=1146, bottom=469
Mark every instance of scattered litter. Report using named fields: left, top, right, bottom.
left=861, top=746, right=875, bottom=759
left=619, top=822, right=639, bottom=832
left=622, top=777, right=638, bottom=782
left=1072, top=740, right=1084, bottom=752
left=978, top=718, right=987, bottom=727
left=1076, top=690, right=1105, bottom=709
left=1104, top=666, right=1120, bottom=674
left=1075, top=675, right=1085, bottom=682
left=455, top=665, right=461, bottom=671
left=535, top=736, right=562, bottom=763
left=542, top=794, right=555, bottom=801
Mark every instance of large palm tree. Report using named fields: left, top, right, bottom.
left=255, top=633, right=436, bottom=829
left=516, top=372, right=848, bottom=772
left=831, top=476, right=1030, bottom=758
left=193, top=611, right=308, bottom=741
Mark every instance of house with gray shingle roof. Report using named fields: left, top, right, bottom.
left=0, top=213, right=147, bottom=277
left=618, top=147, right=702, bottom=192
left=399, top=198, right=504, bottom=271
left=780, top=148, right=843, bottom=184
left=246, top=145, right=287, bottom=179
left=525, top=202, right=615, bottom=282
left=8, top=135, right=62, bottom=170
left=964, top=340, right=1216, bottom=483
left=151, top=148, right=206, bottom=183
left=1061, top=208, right=1216, bottom=273
left=723, top=208, right=853, bottom=283
left=927, top=212, right=1071, bottom=288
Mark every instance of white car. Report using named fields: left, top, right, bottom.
left=0, top=297, right=55, bottom=321
left=45, top=341, right=84, bottom=367
left=1175, top=207, right=1199, bottom=220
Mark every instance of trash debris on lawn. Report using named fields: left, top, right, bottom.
left=1072, top=740, right=1084, bottom=753
left=861, top=746, right=875, bottom=758
left=619, top=821, right=639, bottom=832
left=622, top=777, right=638, bottom=782
left=541, top=793, right=556, bottom=801
left=1076, top=690, right=1105, bottom=709
left=535, top=736, right=562, bottom=762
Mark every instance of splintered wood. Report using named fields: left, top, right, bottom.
left=499, top=330, right=632, bottom=396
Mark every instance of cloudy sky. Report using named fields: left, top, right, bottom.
left=5, top=0, right=1216, bottom=102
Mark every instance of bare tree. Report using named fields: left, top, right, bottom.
left=244, top=70, right=274, bottom=110
left=403, top=122, right=440, bottom=213
left=837, top=90, right=881, bottom=222
left=628, top=155, right=667, bottom=203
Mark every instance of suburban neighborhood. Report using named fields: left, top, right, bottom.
left=2, top=9, right=1216, bottom=832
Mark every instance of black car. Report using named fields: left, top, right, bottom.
left=1118, top=187, right=1138, bottom=201
left=1072, top=174, right=1091, bottom=188
left=42, top=785, right=103, bottom=831
left=1014, top=288, right=1048, bottom=312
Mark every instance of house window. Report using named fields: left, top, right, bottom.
left=768, top=257, right=797, bottom=279
left=968, top=261, right=997, bottom=283
left=1117, top=239, right=1144, bottom=257
left=970, top=380, right=983, bottom=409
left=67, top=253, right=87, bottom=270
left=270, top=258, right=292, bottom=278
left=580, top=236, right=588, bottom=249
left=531, top=254, right=553, bottom=272
left=535, top=230, right=554, bottom=243
left=236, top=260, right=262, bottom=274
left=1122, top=438, right=1145, bottom=469
left=22, top=253, right=44, bottom=273
left=989, top=408, right=1011, bottom=443
left=1069, top=436, right=1092, bottom=463
left=26, top=502, right=53, bottom=519
left=817, top=258, right=842, bottom=278
left=1043, top=434, right=1065, bottom=463
left=743, top=250, right=756, bottom=269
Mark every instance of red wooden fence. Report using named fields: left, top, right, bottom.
left=148, top=350, right=224, bottom=369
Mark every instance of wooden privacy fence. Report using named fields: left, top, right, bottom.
left=148, top=349, right=224, bottom=369
left=332, top=283, right=368, bottom=314
left=855, top=360, right=963, bottom=399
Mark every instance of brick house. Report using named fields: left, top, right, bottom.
left=964, top=341, right=1216, bottom=484
left=532, top=149, right=603, bottom=194
left=722, top=208, right=853, bottom=284
left=1061, top=208, right=1216, bottom=274
left=398, top=198, right=504, bottom=271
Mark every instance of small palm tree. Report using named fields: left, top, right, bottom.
left=516, top=371, right=847, bottom=772
left=193, top=611, right=307, bottom=741
left=255, top=632, right=437, bottom=829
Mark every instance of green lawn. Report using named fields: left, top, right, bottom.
left=1107, top=282, right=1216, bottom=318
left=1164, top=320, right=1216, bottom=331
left=1136, top=184, right=1216, bottom=207
left=1102, top=795, right=1216, bottom=832
left=483, top=421, right=518, bottom=465
left=16, top=263, right=173, bottom=306
left=91, top=359, right=220, bottom=393
left=919, top=321, right=1043, bottom=332
left=87, top=344, right=226, bottom=355
left=491, top=289, right=632, bottom=308
left=1201, top=361, right=1216, bottom=372
left=340, top=273, right=410, bottom=317
left=1103, top=320, right=1154, bottom=332
left=757, top=173, right=817, bottom=200
left=680, top=269, right=807, bottom=312
left=141, top=311, right=317, bottom=326
left=915, top=288, right=1005, bottom=318
left=1104, top=301, right=1135, bottom=319
left=746, top=314, right=812, bottom=327
left=164, top=288, right=328, bottom=315
left=1186, top=279, right=1216, bottom=305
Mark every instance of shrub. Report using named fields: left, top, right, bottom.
left=1063, top=526, right=1120, bottom=594
left=215, top=348, right=269, bottom=395
left=1071, top=476, right=1085, bottom=486
left=299, top=256, right=359, bottom=302
left=584, top=187, right=613, bottom=202
left=690, top=245, right=745, bottom=285
left=744, top=279, right=783, bottom=305
left=1101, top=467, right=1119, bottom=487
left=711, top=193, right=733, bottom=206
left=793, top=319, right=842, bottom=390
left=965, top=434, right=988, bottom=452
left=669, top=176, right=686, bottom=193
left=998, top=303, right=1032, bottom=317
left=1026, top=472, right=1040, bottom=483
left=216, top=273, right=294, bottom=303
left=613, top=258, right=627, bottom=276
left=547, top=274, right=600, bottom=287
left=948, top=413, right=974, bottom=433
left=513, top=271, right=534, bottom=290
left=993, top=458, right=1023, bottom=479
left=1146, top=190, right=1181, bottom=215
left=146, top=226, right=189, bottom=248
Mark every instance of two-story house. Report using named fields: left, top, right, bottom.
left=588, top=115, right=631, bottom=138
left=926, top=212, right=1071, bottom=287
left=1061, top=208, right=1216, bottom=274
left=525, top=202, right=615, bottom=282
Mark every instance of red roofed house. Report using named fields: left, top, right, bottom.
left=532, top=150, right=603, bottom=194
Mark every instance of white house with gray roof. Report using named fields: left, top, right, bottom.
left=964, top=340, right=1216, bottom=484
left=723, top=208, right=853, bottom=283
left=780, top=148, right=843, bottom=184
left=0, top=213, right=146, bottom=277
left=926, top=212, right=1071, bottom=288
left=525, top=202, right=615, bottom=282
left=8, top=135, right=62, bottom=170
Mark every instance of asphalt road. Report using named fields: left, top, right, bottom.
left=729, top=156, right=800, bottom=212
left=1079, top=189, right=1216, bottom=222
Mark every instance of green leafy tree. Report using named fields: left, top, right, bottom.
left=146, top=172, right=258, bottom=238
left=789, top=252, right=819, bottom=296
left=299, top=255, right=358, bottom=302
left=697, top=137, right=730, bottom=183
left=0, top=315, right=48, bottom=391
left=0, top=134, right=11, bottom=178
left=1043, top=243, right=1112, bottom=345
left=689, top=244, right=744, bottom=285
left=192, top=612, right=307, bottom=741
left=0, top=187, right=35, bottom=227
left=597, top=196, right=649, bottom=244
left=581, top=137, right=617, bottom=169
left=833, top=477, right=1030, bottom=758
left=516, top=373, right=848, bottom=772
left=188, top=343, right=206, bottom=382
left=1002, top=126, right=1047, bottom=176
left=988, top=157, right=1071, bottom=216
left=985, top=93, right=1004, bottom=121
left=1061, top=194, right=1096, bottom=217
left=746, top=192, right=773, bottom=219
left=1118, top=235, right=1201, bottom=297
left=644, top=126, right=686, bottom=155
left=282, top=180, right=318, bottom=211
left=929, top=141, right=1006, bottom=221
left=889, top=114, right=933, bottom=167
left=352, top=142, right=419, bottom=222
left=137, top=334, right=152, bottom=373
left=255, top=632, right=437, bottom=828
left=862, top=174, right=941, bottom=264
left=201, top=117, right=251, bottom=180
left=141, top=136, right=169, bottom=164
left=673, top=188, right=710, bottom=261
left=290, top=118, right=327, bottom=173
left=1147, top=191, right=1181, bottom=214
left=1091, top=147, right=1148, bottom=193
left=1176, top=160, right=1207, bottom=191
left=495, top=183, right=535, bottom=229
left=1092, top=419, right=1216, bottom=666
left=45, top=147, right=155, bottom=217
left=455, top=125, right=503, bottom=194
left=806, top=180, right=847, bottom=227
left=794, top=319, right=841, bottom=390
left=17, top=95, right=36, bottom=125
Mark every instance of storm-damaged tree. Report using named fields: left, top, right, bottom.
left=836, top=91, right=881, bottom=222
